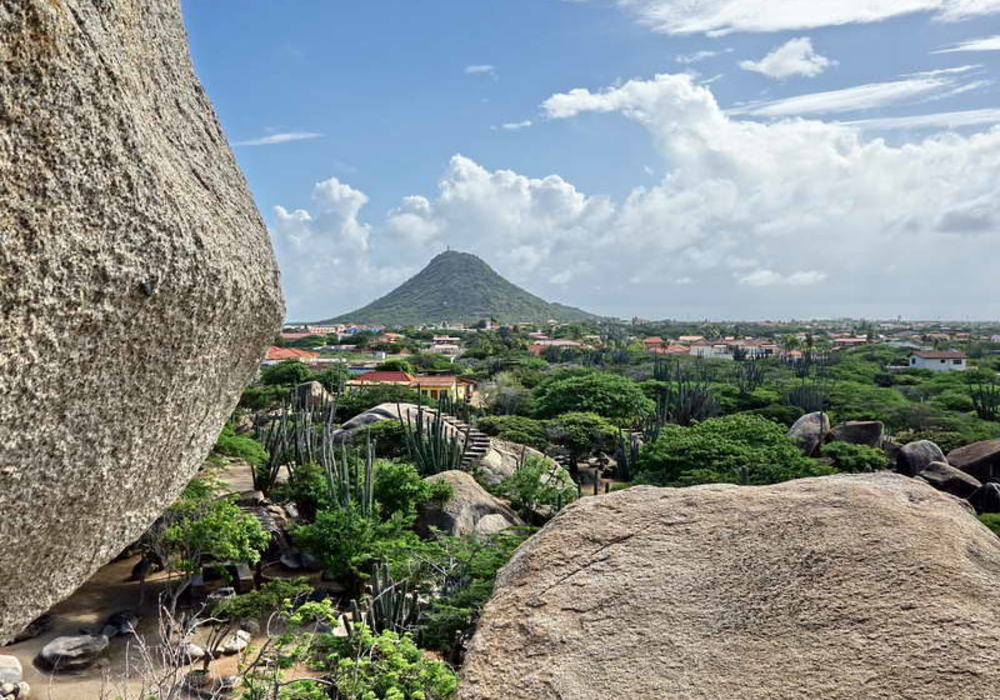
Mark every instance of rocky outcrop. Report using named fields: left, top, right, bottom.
left=918, top=461, right=981, bottom=500
left=417, top=471, right=522, bottom=538
left=898, top=440, right=947, bottom=476
left=478, top=438, right=553, bottom=485
left=788, top=412, right=830, bottom=456
left=458, top=474, right=1000, bottom=700
left=948, top=439, right=1000, bottom=482
left=830, top=420, right=885, bottom=448
left=294, top=381, right=334, bottom=410
left=0, top=1, right=283, bottom=642
left=331, top=403, right=417, bottom=443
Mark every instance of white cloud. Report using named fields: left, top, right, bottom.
left=737, top=269, right=827, bottom=286
left=234, top=132, right=322, bottom=147
left=740, top=37, right=837, bottom=79
left=905, top=64, right=982, bottom=77
left=675, top=50, right=719, bottom=64
left=842, top=107, right=1000, bottom=130
left=274, top=73, right=1000, bottom=320
left=465, top=64, right=496, bottom=75
left=560, top=0, right=1000, bottom=36
left=498, top=120, right=533, bottom=131
left=933, top=33, right=1000, bottom=52
left=729, top=74, right=982, bottom=116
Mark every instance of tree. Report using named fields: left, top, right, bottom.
left=149, top=489, right=269, bottom=615
left=481, top=371, right=532, bottom=415
left=533, top=371, right=654, bottom=425
left=260, top=360, right=313, bottom=387
left=377, top=358, right=415, bottom=374
left=637, top=413, right=832, bottom=487
left=314, top=365, right=350, bottom=394
left=546, top=412, right=619, bottom=473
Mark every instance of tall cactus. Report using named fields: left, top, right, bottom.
left=345, top=563, right=423, bottom=636
left=398, top=402, right=467, bottom=475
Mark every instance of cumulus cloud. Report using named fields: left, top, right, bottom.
left=559, top=0, right=1000, bottom=36
left=234, top=132, right=322, bottom=147
left=273, top=73, right=1000, bottom=320
left=740, top=38, right=837, bottom=79
left=933, top=33, right=1000, bottom=52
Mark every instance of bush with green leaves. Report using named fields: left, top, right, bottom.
left=532, top=371, right=655, bottom=425
left=820, top=442, right=890, bottom=472
left=212, top=424, right=267, bottom=467
left=337, top=385, right=431, bottom=421
left=420, top=533, right=529, bottom=661
left=373, top=459, right=452, bottom=524
left=353, top=418, right=409, bottom=459
left=637, top=413, right=832, bottom=487
left=475, top=415, right=550, bottom=451
left=494, top=456, right=577, bottom=523
left=545, top=412, right=619, bottom=471
left=260, top=359, right=314, bottom=387
left=238, top=384, right=290, bottom=411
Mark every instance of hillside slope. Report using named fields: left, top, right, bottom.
left=322, top=251, right=598, bottom=325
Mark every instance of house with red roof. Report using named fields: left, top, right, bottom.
left=909, top=350, right=968, bottom=373
left=264, top=346, right=320, bottom=365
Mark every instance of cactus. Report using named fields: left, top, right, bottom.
left=254, top=396, right=337, bottom=493
left=971, top=380, right=1000, bottom=421
left=734, top=356, right=766, bottom=396
left=323, top=435, right=375, bottom=519
left=345, top=563, right=423, bottom=636
left=783, top=381, right=829, bottom=413
left=398, top=402, right=467, bottom=475
left=614, top=430, right=641, bottom=482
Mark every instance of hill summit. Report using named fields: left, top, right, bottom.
left=322, top=251, right=598, bottom=326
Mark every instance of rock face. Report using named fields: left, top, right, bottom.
left=918, top=461, right=981, bottom=500
left=458, top=474, right=1000, bottom=700
left=831, top=420, right=885, bottom=448
left=948, top=439, right=1000, bottom=482
left=788, top=412, right=830, bottom=456
left=331, top=403, right=414, bottom=443
left=0, top=1, right=283, bottom=642
left=417, top=471, right=522, bottom=538
left=898, top=440, right=947, bottom=476
left=477, top=438, right=553, bottom=485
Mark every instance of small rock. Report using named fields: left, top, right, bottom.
left=38, top=635, right=109, bottom=672
left=176, top=642, right=207, bottom=666
left=918, top=461, right=981, bottom=500
left=16, top=682, right=29, bottom=698
left=106, top=610, right=139, bottom=636
left=0, top=656, right=21, bottom=685
left=0, top=683, right=14, bottom=696
left=218, top=630, right=251, bottom=655
left=239, top=619, right=261, bottom=635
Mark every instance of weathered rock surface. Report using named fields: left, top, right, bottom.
left=898, top=440, right=947, bottom=476
left=948, top=439, right=1000, bottom=482
left=0, top=0, right=283, bottom=642
left=478, top=438, right=552, bottom=485
left=788, top=412, right=830, bottom=456
left=331, top=403, right=414, bottom=443
left=458, top=474, right=1000, bottom=700
left=918, top=461, right=981, bottom=500
left=417, top=471, right=522, bottom=538
left=38, top=635, right=109, bottom=672
left=294, top=381, right=333, bottom=410
left=830, top=420, right=885, bottom=448
left=970, top=482, right=1000, bottom=514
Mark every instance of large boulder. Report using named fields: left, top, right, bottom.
left=830, top=420, right=885, bottom=448
left=970, top=482, right=1000, bottom=514
left=417, top=471, right=522, bottom=538
left=294, top=381, right=334, bottom=410
left=788, top=412, right=831, bottom=456
left=918, top=461, right=981, bottom=500
left=458, top=474, right=1000, bottom=700
left=478, top=438, right=553, bottom=485
left=38, top=635, right=110, bottom=672
left=898, top=440, right=947, bottom=476
left=948, top=439, right=1000, bottom=482
left=0, top=1, right=283, bottom=642
left=330, top=403, right=418, bottom=443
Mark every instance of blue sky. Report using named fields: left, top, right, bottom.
left=181, top=0, right=1000, bottom=322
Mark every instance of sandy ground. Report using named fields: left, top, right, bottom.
left=1, top=463, right=266, bottom=700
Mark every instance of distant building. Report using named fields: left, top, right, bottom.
left=678, top=335, right=706, bottom=344
left=346, top=371, right=477, bottom=402
left=649, top=344, right=690, bottom=356
left=833, top=337, right=869, bottom=348
left=909, top=351, right=968, bottom=372
left=264, top=346, right=320, bottom=365
left=428, top=343, right=461, bottom=356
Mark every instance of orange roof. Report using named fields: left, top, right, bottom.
left=410, top=375, right=462, bottom=387
left=351, top=371, right=415, bottom=384
left=266, top=346, right=319, bottom=361
left=650, top=344, right=690, bottom=355
left=643, top=336, right=665, bottom=345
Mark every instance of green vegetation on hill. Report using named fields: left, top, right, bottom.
left=321, top=250, right=599, bottom=325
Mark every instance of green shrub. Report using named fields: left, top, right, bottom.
left=260, top=360, right=314, bottom=387
left=354, top=419, right=409, bottom=459
left=494, top=456, right=577, bottom=522
left=979, top=513, right=1000, bottom=537
left=532, top=371, right=655, bottom=425
left=373, top=460, right=452, bottom=524
left=475, top=415, right=550, bottom=451
left=238, top=384, right=289, bottom=411
left=337, top=385, right=431, bottom=421
left=820, top=442, right=890, bottom=472
left=212, top=425, right=267, bottom=467
left=743, top=404, right=805, bottom=427
left=637, top=413, right=832, bottom=487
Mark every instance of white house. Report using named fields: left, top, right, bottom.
left=909, top=350, right=968, bottom=372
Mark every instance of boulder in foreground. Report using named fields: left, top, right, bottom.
left=0, top=0, right=283, bottom=641
left=458, top=473, right=1000, bottom=700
